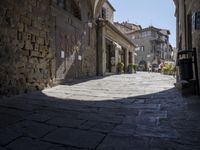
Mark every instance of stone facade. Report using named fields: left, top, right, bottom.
left=100, top=1, right=115, bottom=23
left=126, top=26, right=172, bottom=71
left=173, top=0, right=200, bottom=95
left=97, top=1, right=135, bottom=75
left=0, top=0, right=97, bottom=96
left=114, top=22, right=142, bottom=34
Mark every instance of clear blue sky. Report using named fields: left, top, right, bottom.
left=109, top=0, right=176, bottom=47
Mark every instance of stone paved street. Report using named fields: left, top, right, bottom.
left=0, top=72, right=200, bottom=150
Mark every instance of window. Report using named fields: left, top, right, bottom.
left=141, top=32, right=146, bottom=38
left=57, top=0, right=64, bottom=8
left=140, top=46, right=144, bottom=51
left=147, top=31, right=151, bottom=36
left=102, top=8, right=107, bottom=19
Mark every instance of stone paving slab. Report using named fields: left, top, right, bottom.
left=97, top=134, right=149, bottom=150
left=46, top=117, right=86, bottom=128
left=6, top=137, right=54, bottom=150
left=135, top=125, right=179, bottom=138
left=43, top=128, right=105, bottom=149
left=5, top=121, right=56, bottom=138
left=77, top=113, right=124, bottom=124
left=80, top=121, right=116, bottom=133
left=149, top=137, right=200, bottom=150
left=25, top=113, right=53, bottom=123
left=0, top=72, right=199, bottom=149
left=0, top=130, right=22, bottom=146
left=0, top=114, right=23, bottom=128
left=112, top=123, right=136, bottom=136
left=0, top=107, right=31, bottom=119
left=123, top=104, right=161, bottom=110
left=138, top=110, right=168, bottom=118
left=0, top=147, right=7, bottom=150
left=48, top=146, right=89, bottom=150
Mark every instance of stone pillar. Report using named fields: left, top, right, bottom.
left=97, top=21, right=106, bottom=76
left=193, top=30, right=200, bottom=94
left=115, top=46, right=119, bottom=66
left=179, top=0, right=187, bottom=49
left=132, top=50, right=135, bottom=64
left=125, top=49, right=129, bottom=72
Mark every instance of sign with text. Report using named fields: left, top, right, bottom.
left=61, top=51, right=65, bottom=58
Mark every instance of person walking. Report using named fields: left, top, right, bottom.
left=148, top=65, right=152, bottom=73
left=159, top=62, right=164, bottom=73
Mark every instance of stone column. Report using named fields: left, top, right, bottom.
left=97, top=20, right=106, bottom=76
left=125, top=48, right=129, bottom=73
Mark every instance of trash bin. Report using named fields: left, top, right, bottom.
left=178, top=58, right=193, bottom=80
left=177, top=50, right=193, bottom=80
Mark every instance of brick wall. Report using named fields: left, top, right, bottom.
left=0, top=0, right=96, bottom=96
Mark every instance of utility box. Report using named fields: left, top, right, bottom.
left=192, top=11, right=200, bottom=30
left=177, top=50, right=193, bottom=80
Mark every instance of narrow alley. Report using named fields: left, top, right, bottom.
left=0, top=72, right=199, bottom=150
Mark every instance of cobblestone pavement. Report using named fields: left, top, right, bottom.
left=0, top=72, right=200, bottom=150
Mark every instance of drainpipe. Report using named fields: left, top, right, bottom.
left=193, top=48, right=200, bottom=95
left=96, top=20, right=100, bottom=75
left=184, top=0, right=187, bottom=49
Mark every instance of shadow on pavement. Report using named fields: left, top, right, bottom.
left=0, top=79, right=199, bottom=150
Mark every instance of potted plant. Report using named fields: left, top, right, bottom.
left=128, top=64, right=134, bottom=73
left=117, top=62, right=124, bottom=74
left=128, top=64, right=138, bottom=73
left=132, top=64, right=138, bottom=73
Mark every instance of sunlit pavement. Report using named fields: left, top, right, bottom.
left=0, top=72, right=200, bottom=150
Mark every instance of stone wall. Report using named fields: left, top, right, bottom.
left=174, top=0, right=200, bottom=94
left=187, top=0, right=200, bottom=93
left=0, top=0, right=96, bottom=96
left=183, top=0, right=200, bottom=93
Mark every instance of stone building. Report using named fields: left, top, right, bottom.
left=173, top=0, right=200, bottom=95
left=114, top=22, right=142, bottom=34
left=96, top=1, right=136, bottom=75
left=0, top=0, right=106, bottom=96
left=126, top=26, right=171, bottom=71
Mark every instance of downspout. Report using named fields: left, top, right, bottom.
left=184, top=0, right=187, bottom=49
left=96, top=20, right=99, bottom=75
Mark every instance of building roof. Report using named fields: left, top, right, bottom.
left=114, top=22, right=142, bottom=31
left=127, top=26, right=170, bottom=37
left=159, top=29, right=171, bottom=35
left=105, top=0, right=116, bottom=11
left=98, top=19, right=136, bottom=47
left=114, top=22, right=133, bottom=31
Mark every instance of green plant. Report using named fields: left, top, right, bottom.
left=132, top=64, right=138, bottom=70
left=117, top=62, right=124, bottom=73
left=128, top=64, right=138, bottom=73
left=128, top=64, right=138, bottom=69
left=162, top=63, right=176, bottom=75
